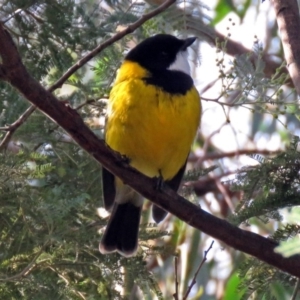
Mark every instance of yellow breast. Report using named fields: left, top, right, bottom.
left=106, top=61, right=201, bottom=180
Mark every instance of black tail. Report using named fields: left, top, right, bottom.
left=99, top=202, right=142, bottom=257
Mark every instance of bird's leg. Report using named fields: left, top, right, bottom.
left=120, top=154, right=130, bottom=165
left=154, top=170, right=165, bottom=191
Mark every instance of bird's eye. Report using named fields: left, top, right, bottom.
left=160, top=51, right=168, bottom=59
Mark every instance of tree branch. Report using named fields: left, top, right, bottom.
left=0, top=241, right=48, bottom=282
left=1, top=23, right=300, bottom=278
left=271, top=0, right=300, bottom=95
left=0, top=64, right=5, bottom=79
left=189, top=149, right=281, bottom=162
left=0, top=105, right=36, bottom=150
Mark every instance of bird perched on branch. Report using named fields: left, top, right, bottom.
left=99, top=34, right=201, bottom=257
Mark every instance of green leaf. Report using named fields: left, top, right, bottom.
left=270, top=281, right=292, bottom=299
left=275, top=237, right=300, bottom=257
left=212, top=0, right=252, bottom=25
left=287, top=207, right=300, bottom=223
left=212, top=0, right=235, bottom=25
left=224, top=273, right=245, bottom=300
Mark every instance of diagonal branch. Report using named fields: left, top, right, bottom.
left=0, top=105, right=36, bottom=150
left=189, top=149, right=281, bottom=162
left=0, top=240, right=49, bottom=282
left=1, top=22, right=300, bottom=278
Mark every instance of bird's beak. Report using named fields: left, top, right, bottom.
left=181, top=37, right=197, bottom=51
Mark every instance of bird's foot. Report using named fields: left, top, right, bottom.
left=154, top=170, right=165, bottom=191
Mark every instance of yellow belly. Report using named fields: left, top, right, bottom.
left=106, top=62, right=201, bottom=180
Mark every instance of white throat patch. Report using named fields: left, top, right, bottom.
left=168, top=50, right=191, bottom=75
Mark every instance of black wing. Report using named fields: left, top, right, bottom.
left=102, top=167, right=116, bottom=211
left=152, top=159, right=187, bottom=223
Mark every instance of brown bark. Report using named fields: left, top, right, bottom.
left=271, top=0, right=300, bottom=95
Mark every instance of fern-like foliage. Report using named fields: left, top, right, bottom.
left=226, top=137, right=300, bottom=298
left=229, top=136, right=300, bottom=225
left=0, top=142, right=168, bottom=299
left=236, top=224, right=300, bottom=300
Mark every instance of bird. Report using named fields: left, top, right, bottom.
left=99, top=34, right=201, bottom=257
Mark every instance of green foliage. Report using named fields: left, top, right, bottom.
left=212, top=0, right=251, bottom=25
left=0, top=140, right=168, bottom=299
left=223, top=273, right=245, bottom=300
left=153, top=0, right=210, bottom=38
left=229, top=136, right=300, bottom=225
left=275, top=208, right=300, bottom=257
left=226, top=136, right=300, bottom=298
left=184, top=165, right=217, bottom=182
left=236, top=224, right=299, bottom=299
left=217, top=40, right=291, bottom=115
left=93, top=46, right=124, bottom=93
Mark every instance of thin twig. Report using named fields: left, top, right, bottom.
left=49, top=0, right=176, bottom=91
left=24, top=9, right=45, bottom=24
left=291, top=278, right=300, bottom=300
left=0, top=105, right=36, bottom=150
left=75, top=99, right=96, bottom=110
left=36, top=98, right=102, bottom=147
left=183, top=241, right=214, bottom=300
left=0, top=241, right=49, bottom=282
left=1, top=8, right=24, bottom=24
left=173, top=256, right=179, bottom=300
left=188, top=149, right=281, bottom=163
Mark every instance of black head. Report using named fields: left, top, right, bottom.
left=125, top=34, right=196, bottom=71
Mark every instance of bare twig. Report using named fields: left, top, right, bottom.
left=0, top=241, right=48, bottom=282
left=75, top=99, right=96, bottom=110
left=271, top=0, right=300, bottom=95
left=291, top=278, right=300, bottom=300
left=183, top=241, right=214, bottom=300
left=188, top=149, right=281, bottom=163
left=24, top=9, right=45, bottom=24
left=1, top=8, right=24, bottom=24
left=173, top=256, right=179, bottom=300
left=0, top=105, right=36, bottom=150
